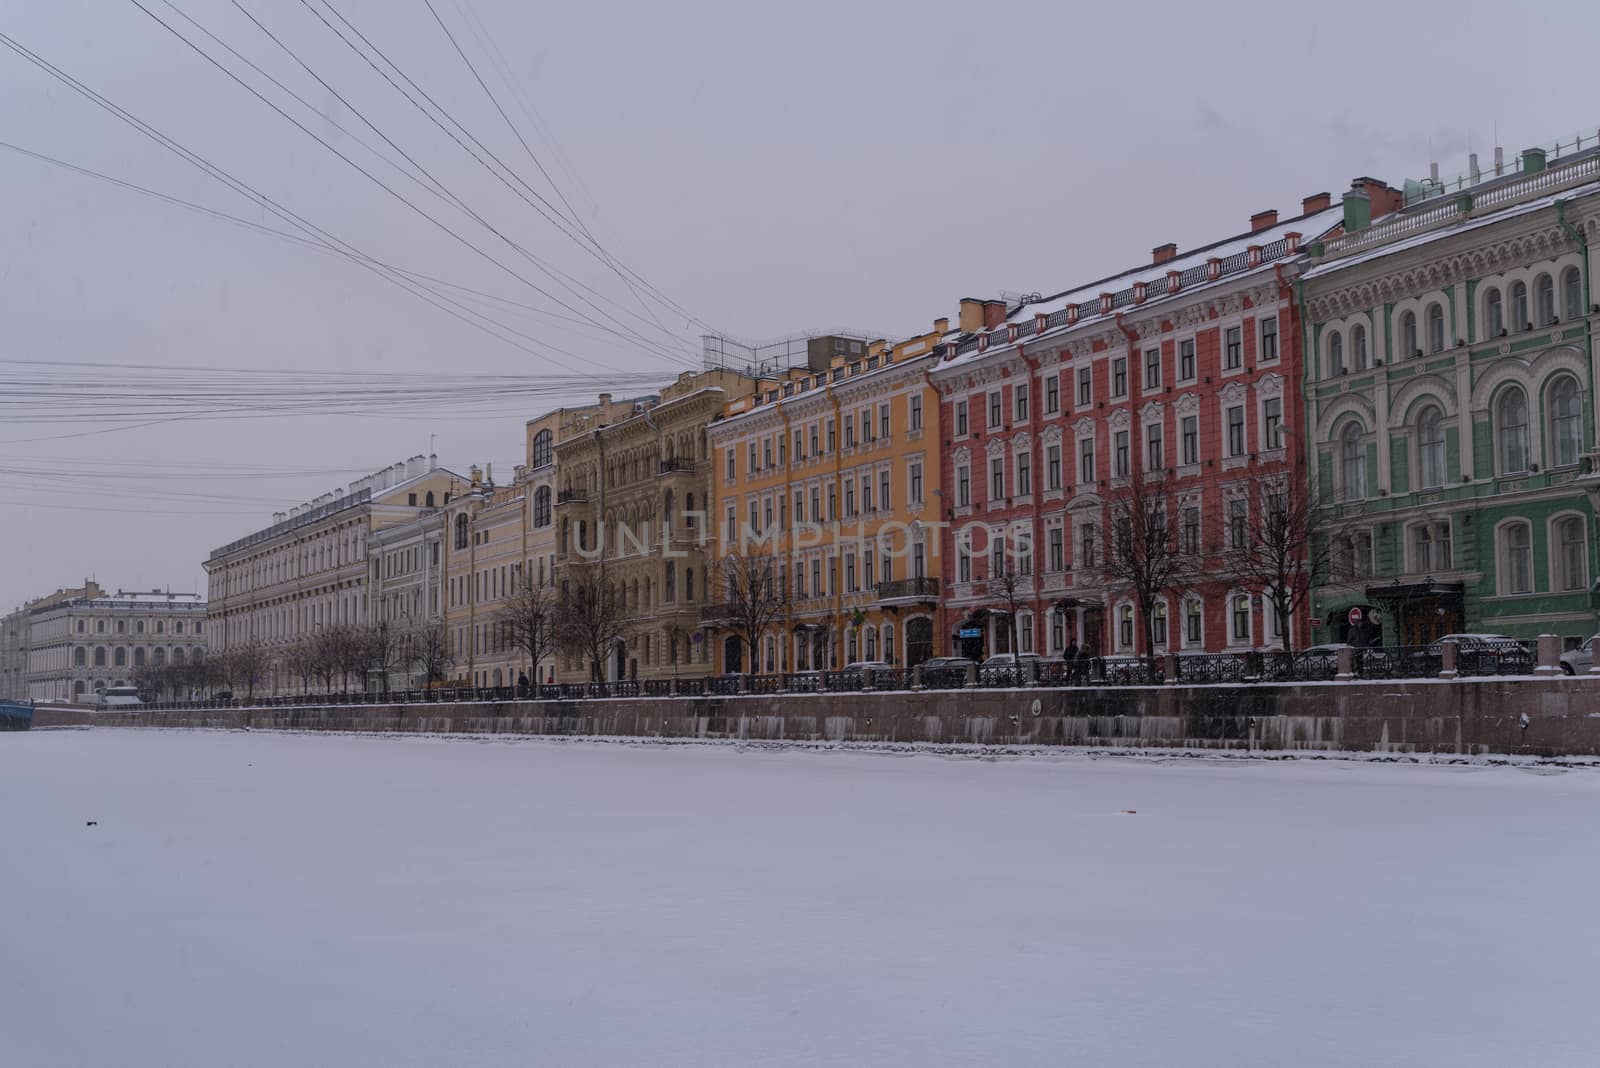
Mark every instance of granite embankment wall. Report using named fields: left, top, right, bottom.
left=33, top=678, right=1600, bottom=756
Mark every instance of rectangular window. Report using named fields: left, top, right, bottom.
left=809, top=425, right=819, bottom=456
left=1260, top=316, right=1279, bottom=361
left=1078, top=522, right=1098, bottom=569
left=879, top=470, right=890, bottom=511
left=844, top=415, right=856, bottom=448
left=826, top=419, right=836, bottom=453
left=880, top=404, right=890, bottom=439
left=1228, top=497, right=1248, bottom=549
left=1015, top=383, right=1030, bottom=422
left=909, top=395, right=923, bottom=430
left=1264, top=397, right=1283, bottom=450
left=1079, top=437, right=1095, bottom=484
left=1112, top=357, right=1127, bottom=398
left=1016, top=453, right=1031, bottom=497
left=809, top=488, right=820, bottom=522
left=725, top=449, right=736, bottom=480
left=988, top=392, right=1002, bottom=429
left=1114, top=430, right=1130, bottom=477
left=1181, top=415, right=1199, bottom=465
left=990, top=457, right=1005, bottom=500
left=845, top=553, right=856, bottom=592
left=845, top=480, right=856, bottom=517
left=1231, top=595, right=1250, bottom=642
left=1144, top=347, right=1161, bottom=389
left=762, top=439, right=773, bottom=468
left=1077, top=367, right=1092, bottom=406
left=957, top=464, right=970, bottom=507
left=955, top=400, right=968, bottom=436
left=1224, top=326, right=1243, bottom=369
left=1182, top=506, right=1200, bottom=555
left=1179, top=338, right=1196, bottom=381
left=909, top=462, right=924, bottom=504
left=1048, top=527, right=1064, bottom=572
left=1227, top=405, right=1246, bottom=456
left=1146, top=423, right=1163, bottom=471
left=1186, top=599, right=1202, bottom=644
left=747, top=443, right=757, bottom=477
left=990, top=534, right=1005, bottom=578
left=1045, top=375, right=1060, bottom=414
left=958, top=541, right=972, bottom=582
left=1046, top=444, right=1062, bottom=490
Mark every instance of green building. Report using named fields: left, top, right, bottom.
left=1301, top=146, right=1600, bottom=647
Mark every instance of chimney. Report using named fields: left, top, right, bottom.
left=1301, top=192, right=1332, bottom=214
left=1151, top=242, right=1177, bottom=265
left=428, top=453, right=438, bottom=471
left=934, top=317, right=949, bottom=334
left=1469, top=153, right=1481, bottom=183
left=598, top=393, right=612, bottom=406
left=1349, top=176, right=1404, bottom=222
left=982, top=300, right=1007, bottom=330
left=1521, top=147, right=1547, bottom=175
left=1342, top=185, right=1372, bottom=233
left=1250, top=209, right=1278, bottom=233
left=958, top=298, right=985, bottom=333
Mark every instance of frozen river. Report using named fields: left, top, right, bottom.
left=3, top=729, right=1595, bottom=1067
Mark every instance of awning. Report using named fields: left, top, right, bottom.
left=1365, top=580, right=1465, bottom=602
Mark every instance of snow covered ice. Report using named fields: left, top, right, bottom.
left=3, top=730, right=1598, bottom=1067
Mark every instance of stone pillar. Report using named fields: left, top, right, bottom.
left=861, top=666, right=875, bottom=691
left=1164, top=653, right=1179, bottom=684
left=1025, top=659, right=1039, bottom=686
left=964, top=662, right=979, bottom=689
left=911, top=664, right=924, bottom=690
left=1334, top=647, right=1355, bottom=682
left=1534, top=634, right=1561, bottom=677
left=1438, top=639, right=1458, bottom=680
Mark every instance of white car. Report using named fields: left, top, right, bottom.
left=1560, top=635, right=1600, bottom=675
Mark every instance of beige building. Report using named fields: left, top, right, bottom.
left=204, top=455, right=464, bottom=694
left=442, top=465, right=527, bottom=689
left=17, top=586, right=207, bottom=702
left=554, top=370, right=757, bottom=681
left=368, top=509, right=446, bottom=689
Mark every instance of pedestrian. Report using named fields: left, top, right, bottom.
left=517, top=672, right=530, bottom=698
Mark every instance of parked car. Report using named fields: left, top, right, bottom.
left=1560, top=635, right=1600, bottom=675
left=918, top=656, right=975, bottom=687
left=979, top=654, right=1041, bottom=669
left=1425, top=634, right=1534, bottom=675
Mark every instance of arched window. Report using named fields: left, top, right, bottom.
left=532, top=486, right=552, bottom=528
left=1549, top=376, right=1583, bottom=468
left=113, top=647, right=126, bottom=667
left=1485, top=286, right=1504, bottom=337
left=1117, top=604, right=1134, bottom=649
left=153, top=647, right=166, bottom=667
left=1151, top=600, right=1168, bottom=647
left=134, top=647, right=146, bottom=667
left=1327, top=330, right=1344, bottom=375
left=425, top=491, right=435, bottom=508
left=865, top=627, right=878, bottom=661
left=94, top=647, right=106, bottom=667
left=663, top=489, right=674, bottom=529
left=1400, top=310, right=1418, bottom=357
left=1501, top=521, right=1533, bottom=594
left=1426, top=303, right=1446, bottom=352
left=1556, top=516, right=1587, bottom=591
left=454, top=513, right=469, bottom=550
left=1351, top=324, right=1368, bottom=370
left=1563, top=266, right=1584, bottom=321
left=882, top=622, right=895, bottom=665
left=1340, top=423, right=1367, bottom=501
left=1510, top=281, right=1529, bottom=330
left=1497, top=386, right=1530, bottom=474
left=1417, top=405, right=1446, bottom=488
left=1536, top=273, right=1556, bottom=325
left=532, top=429, right=553, bottom=468
left=73, top=647, right=86, bottom=667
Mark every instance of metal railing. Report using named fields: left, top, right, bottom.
left=875, top=576, right=940, bottom=601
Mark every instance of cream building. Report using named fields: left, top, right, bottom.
left=19, top=586, right=207, bottom=702
left=368, top=509, right=446, bottom=689
left=204, top=455, right=465, bottom=694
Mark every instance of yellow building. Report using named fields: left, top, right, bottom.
left=441, top=465, right=528, bottom=689
left=553, top=370, right=757, bottom=682
left=704, top=319, right=948, bottom=674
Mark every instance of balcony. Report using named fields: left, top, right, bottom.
left=556, top=488, right=589, bottom=504
left=874, top=576, right=940, bottom=605
left=659, top=458, right=698, bottom=475
left=700, top=602, right=737, bottom=624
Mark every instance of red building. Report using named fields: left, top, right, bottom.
left=929, top=187, right=1391, bottom=659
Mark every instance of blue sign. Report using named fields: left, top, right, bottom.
left=958, top=627, right=982, bottom=639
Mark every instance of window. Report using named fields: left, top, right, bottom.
left=725, top=449, right=736, bottom=480
left=1014, top=383, right=1030, bottom=422
left=1485, top=286, right=1504, bottom=337
left=1048, top=527, right=1064, bottom=572
left=1045, top=375, right=1059, bottom=414
left=1536, top=273, right=1556, bottom=325
left=1046, top=444, right=1062, bottom=490
left=1226, top=405, right=1246, bottom=456
left=1563, top=266, right=1583, bottom=322
left=1340, top=424, right=1367, bottom=500
left=1550, top=376, right=1582, bottom=468
left=94, top=647, right=106, bottom=667
left=1351, top=323, right=1368, bottom=370
left=1263, top=397, right=1283, bottom=450
left=454, top=514, right=468, bottom=550
left=1112, top=358, right=1127, bottom=397
left=1114, top=430, right=1130, bottom=477
left=988, top=392, right=1002, bottom=429
left=532, top=486, right=552, bottom=528
left=1230, top=594, right=1251, bottom=644
left=808, top=425, right=819, bottom=456
left=1260, top=316, right=1278, bottom=361
left=1224, top=326, right=1242, bottom=369
left=1185, top=598, right=1202, bottom=645
left=1401, top=310, right=1418, bottom=356
left=1144, top=347, right=1161, bottom=389
left=955, top=399, right=968, bottom=436
left=1412, top=521, right=1452, bottom=573
left=1181, top=506, right=1200, bottom=555
left=879, top=471, right=890, bottom=511
left=990, top=457, right=1005, bottom=500
left=957, top=464, right=970, bottom=507
left=880, top=404, right=890, bottom=439
left=827, top=419, right=836, bottom=452
left=1180, top=415, right=1198, bottom=466
left=1497, top=386, right=1530, bottom=474
left=909, top=461, right=924, bottom=504
left=1502, top=521, right=1533, bottom=594
left=1118, top=604, right=1134, bottom=649
left=1426, top=302, right=1446, bottom=353
left=531, top=429, right=553, bottom=468
left=1015, top=453, right=1030, bottom=497
left=1051, top=612, right=1065, bottom=653
left=1077, top=367, right=1092, bottom=406
left=957, top=537, right=972, bottom=582
left=748, top=443, right=758, bottom=475
left=1557, top=516, right=1587, bottom=591
left=1078, top=522, right=1098, bottom=570
left=1179, top=338, right=1196, bottom=381
left=1417, top=405, right=1446, bottom=488
left=1510, top=281, right=1528, bottom=331
left=843, top=415, right=856, bottom=448
left=1327, top=330, right=1344, bottom=375
left=909, top=394, right=923, bottom=430
left=1145, top=423, right=1163, bottom=471
left=1227, top=497, right=1248, bottom=549
left=1079, top=437, right=1095, bottom=484
left=1151, top=601, right=1168, bottom=646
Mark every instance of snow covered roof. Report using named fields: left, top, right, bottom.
left=936, top=204, right=1344, bottom=371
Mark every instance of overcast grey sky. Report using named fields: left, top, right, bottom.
left=2, top=0, right=1595, bottom=611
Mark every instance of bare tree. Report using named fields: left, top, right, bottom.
left=988, top=563, right=1028, bottom=657
left=281, top=638, right=319, bottom=695
left=710, top=549, right=789, bottom=674
left=1222, top=474, right=1331, bottom=654
left=555, top=573, right=634, bottom=682
left=221, top=640, right=270, bottom=702
left=357, top=621, right=406, bottom=694
left=496, top=582, right=557, bottom=695
left=1104, top=472, right=1198, bottom=656
left=404, top=623, right=454, bottom=688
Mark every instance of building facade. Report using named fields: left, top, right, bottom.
left=704, top=324, right=948, bottom=673
left=929, top=190, right=1378, bottom=659
left=1303, top=146, right=1600, bottom=645
left=442, top=466, right=528, bottom=689
left=21, top=587, right=207, bottom=702
left=368, top=509, right=445, bottom=689
left=204, top=455, right=464, bottom=694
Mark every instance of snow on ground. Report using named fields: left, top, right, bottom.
left=2, top=730, right=1597, bottom=1068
